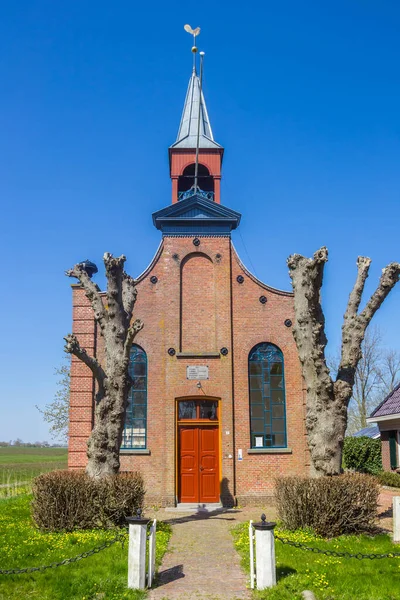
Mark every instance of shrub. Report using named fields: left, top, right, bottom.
left=376, top=470, right=400, bottom=488
left=343, top=436, right=382, bottom=475
left=32, top=470, right=145, bottom=531
left=275, top=473, right=379, bottom=537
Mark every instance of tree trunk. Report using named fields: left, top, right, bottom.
left=288, top=248, right=400, bottom=477
left=86, top=380, right=130, bottom=478
left=64, top=253, right=143, bottom=478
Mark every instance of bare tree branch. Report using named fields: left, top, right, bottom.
left=337, top=257, right=372, bottom=391
left=36, top=361, right=70, bottom=441
left=64, top=333, right=106, bottom=390
left=344, top=256, right=371, bottom=319
left=337, top=260, right=400, bottom=392
left=360, top=262, right=400, bottom=324
left=66, top=264, right=107, bottom=331
left=104, top=252, right=126, bottom=329
left=287, top=246, right=332, bottom=397
left=122, top=272, right=138, bottom=320
left=378, top=349, right=400, bottom=396
left=123, top=319, right=144, bottom=366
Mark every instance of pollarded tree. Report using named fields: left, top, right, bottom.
left=287, top=247, right=400, bottom=477
left=64, top=253, right=143, bottom=478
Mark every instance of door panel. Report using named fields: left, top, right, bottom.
left=179, top=428, right=199, bottom=503
left=199, top=427, right=219, bottom=503
left=179, top=425, right=219, bottom=503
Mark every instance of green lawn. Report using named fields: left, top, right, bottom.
left=233, top=523, right=400, bottom=600
left=0, top=495, right=171, bottom=600
left=0, top=447, right=67, bottom=490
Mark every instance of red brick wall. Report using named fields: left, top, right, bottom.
left=181, top=253, right=216, bottom=352
left=68, top=236, right=309, bottom=506
left=230, top=247, right=309, bottom=503
left=68, top=285, right=95, bottom=469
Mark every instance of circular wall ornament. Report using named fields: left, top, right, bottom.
left=237, top=275, right=244, bottom=284
left=259, top=296, right=268, bottom=304
left=193, top=237, right=201, bottom=246
left=168, top=348, right=176, bottom=356
left=284, top=319, right=293, bottom=328
left=220, top=347, right=229, bottom=356
left=150, top=276, right=158, bottom=284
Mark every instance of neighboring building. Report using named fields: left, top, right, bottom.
left=351, top=426, right=380, bottom=439
left=367, top=384, right=400, bottom=471
left=68, top=64, right=309, bottom=506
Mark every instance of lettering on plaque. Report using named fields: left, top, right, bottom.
left=186, top=365, right=209, bottom=380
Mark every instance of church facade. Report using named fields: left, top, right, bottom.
left=68, top=67, right=309, bottom=506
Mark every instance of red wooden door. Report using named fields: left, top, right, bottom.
left=179, top=426, right=219, bottom=503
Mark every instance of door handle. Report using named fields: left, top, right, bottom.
left=199, top=466, right=204, bottom=471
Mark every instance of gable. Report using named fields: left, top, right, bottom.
left=152, top=194, right=241, bottom=236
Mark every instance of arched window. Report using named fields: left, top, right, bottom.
left=249, top=343, right=287, bottom=448
left=121, top=345, right=147, bottom=449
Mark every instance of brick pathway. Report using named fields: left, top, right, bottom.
left=147, top=487, right=396, bottom=599
left=148, top=509, right=254, bottom=600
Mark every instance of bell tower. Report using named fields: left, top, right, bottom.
left=169, top=32, right=224, bottom=204
left=153, top=28, right=240, bottom=237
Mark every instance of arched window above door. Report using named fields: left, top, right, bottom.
left=248, top=343, right=287, bottom=449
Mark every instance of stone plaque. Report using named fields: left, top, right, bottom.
left=186, top=365, right=209, bottom=380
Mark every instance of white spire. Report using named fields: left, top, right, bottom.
left=170, top=71, right=222, bottom=150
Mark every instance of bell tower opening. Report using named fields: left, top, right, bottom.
left=178, top=163, right=215, bottom=201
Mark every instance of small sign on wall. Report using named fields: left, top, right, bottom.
left=186, top=365, right=209, bottom=380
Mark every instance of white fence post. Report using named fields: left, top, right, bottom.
left=127, top=511, right=150, bottom=590
left=253, top=514, right=277, bottom=590
left=393, top=496, right=400, bottom=543
left=249, top=520, right=255, bottom=589
left=147, top=519, right=157, bottom=587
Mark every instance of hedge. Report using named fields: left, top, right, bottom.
left=32, top=470, right=145, bottom=532
left=275, top=473, right=379, bottom=537
left=343, top=436, right=382, bottom=475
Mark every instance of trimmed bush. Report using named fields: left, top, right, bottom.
left=377, top=470, right=400, bottom=488
left=343, top=436, right=382, bottom=475
left=275, top=473, right=379, bottom=537
left=32, top=470, right=145, bottom=531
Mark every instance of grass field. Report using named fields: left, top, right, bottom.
left=0, top=447, right=67, bottom=495
left=0, top=494, right=171, bottom=600
left=233, top=523, right=400, bottom=600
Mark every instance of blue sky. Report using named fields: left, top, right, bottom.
left=0, top=0, right=399, bottom=442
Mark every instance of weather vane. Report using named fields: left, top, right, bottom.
left=184, top=24, right=200, bottom=51
left=183, top=24, right=205, bottom=194
left=184, top=24, right=201, bottom=71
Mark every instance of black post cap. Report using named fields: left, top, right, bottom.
left=253, top=513, right=277, bottom=531
left=126, top=507, right=150, bottom=525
